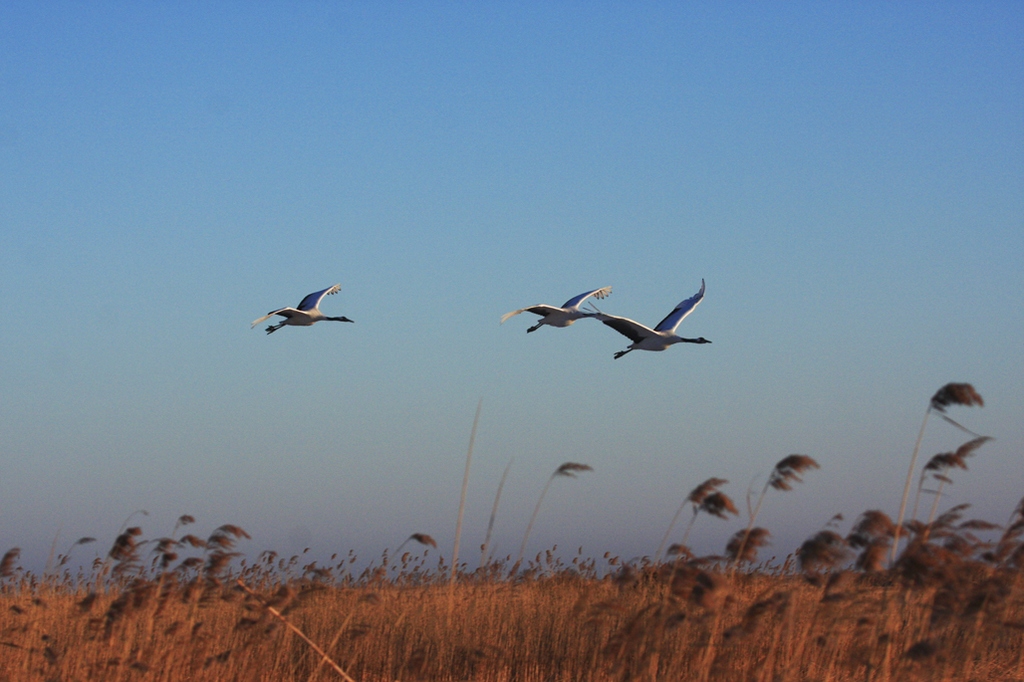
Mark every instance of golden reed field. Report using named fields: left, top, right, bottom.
left=2, top=384, right=1022, bottom=682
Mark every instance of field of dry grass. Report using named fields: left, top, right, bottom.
left=2, top=383, right=1019, bottom=681
left=2, top=527, right=1023, bottom=682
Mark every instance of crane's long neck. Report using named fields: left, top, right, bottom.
left=325, top=316, right=354, bottom=323
left=673, top=336, right=710, bottom=344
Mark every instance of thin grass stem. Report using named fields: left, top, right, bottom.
left=481, top=458, right=513, bottom=568
left=451, top=398, right=482, bottom=586
left=518, top=475, right=555, bottom=567
left=893, top=408, right=931, bottom=564
left=236, top=579, right=355, bottom=682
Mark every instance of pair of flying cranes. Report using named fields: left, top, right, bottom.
left=251, top=282, right=710, bottom=359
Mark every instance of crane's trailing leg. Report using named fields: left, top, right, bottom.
left=613, top=348, right=632, bottom=359
left=266, top=323, right=285, bottom=335
left=527, top=323, right=541, bottom=333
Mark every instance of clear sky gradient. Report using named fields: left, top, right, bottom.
left=2, top=3, right=1022, bottom=570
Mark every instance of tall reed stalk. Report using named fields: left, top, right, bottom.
left=517, top=462, right=592, bottom=567
left=892, top=383, right=983, bottom=564
left=481, top=458, right=513, bottom=568
left=655, top=478, right=734, bottom=561
left=731, top=455, right=817, bottom=568
left=451, top=398, right=482, bottom=586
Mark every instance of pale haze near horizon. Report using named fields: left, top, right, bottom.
left=1, top=3, right=1021, bottom=571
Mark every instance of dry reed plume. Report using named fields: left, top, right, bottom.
left=517, top=461, right=593, bottom=566
left=656, top=478, right=737, bottom=561
left=893, top=382, right=986, bottom=563
left=731, top=454, right=819, bottom=568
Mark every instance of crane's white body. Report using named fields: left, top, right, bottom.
left=500, top=286, right=612, bottom=333
left=594, top=280, right=710, bottom=358
left=251, top=284, right=353, bottom=334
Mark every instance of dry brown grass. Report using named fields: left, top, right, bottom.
left=2, top=509, right=1023, bottom=682
left=2, top=382, right=1016, bottom=680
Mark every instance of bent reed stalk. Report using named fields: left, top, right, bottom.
left=236, top=579, right=355, bottom=682
left=892, top=383, right=984, bottom=565
left=517, top=462, right=592, bottom=567
left=481, top=458, right=513, bottom=568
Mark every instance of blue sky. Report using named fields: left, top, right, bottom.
left=2, top=3, right=1021, bottom=570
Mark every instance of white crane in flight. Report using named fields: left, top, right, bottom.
left=500, top=286, right=612, bottom=333
left=251, top=284, right=353, bottom=335
left=594, top=280, right=710, bottom=359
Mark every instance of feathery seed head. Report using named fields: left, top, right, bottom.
left=924, top=437, right=991, bottom=475
left=109, top=530, right=141, bottom=563
left=700, top=491, right=739, bottom=519
left=179, top=534, right=207, bottom=549
left=768, top=455, right=819, bottom=491
left=0, top=548, right=20, bottom=578
left=554, top=462, right=593, bottom=478
left=847, top=511, right=895, bottom=548
left=687, top=478, right=728, bottom=505
left=409, top=533, right=437, bottom=548
left=666, top=543, right=692, bottom=560
left=953, top=435, right=991, bottom=460
left=727, top=528, right=770, bottom=564
left=930, top=383, right=983, bottom=413
left=933, top=503, right=971, bottom=531
left=205, top=551, right=239, bottom=580
left=959, top=519, right=1000, bottom=532
left=924, top=453, right=962, bottom=473
left=797, top=530, right=852, bottom=573
left=153, top=538, right=178, bottom=554
left=206, top=525, right=251, bottom=551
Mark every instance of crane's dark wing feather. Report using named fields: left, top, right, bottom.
left=523, top=305, right=560, bottom=317
left=598, top=315, right=649, bottom=344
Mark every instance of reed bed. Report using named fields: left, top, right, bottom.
left=2, top=383, right=1018, bottom=681
left=3, top=490, right=1022, bottom=682
left=1, top=539, right=1022, bottom=681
